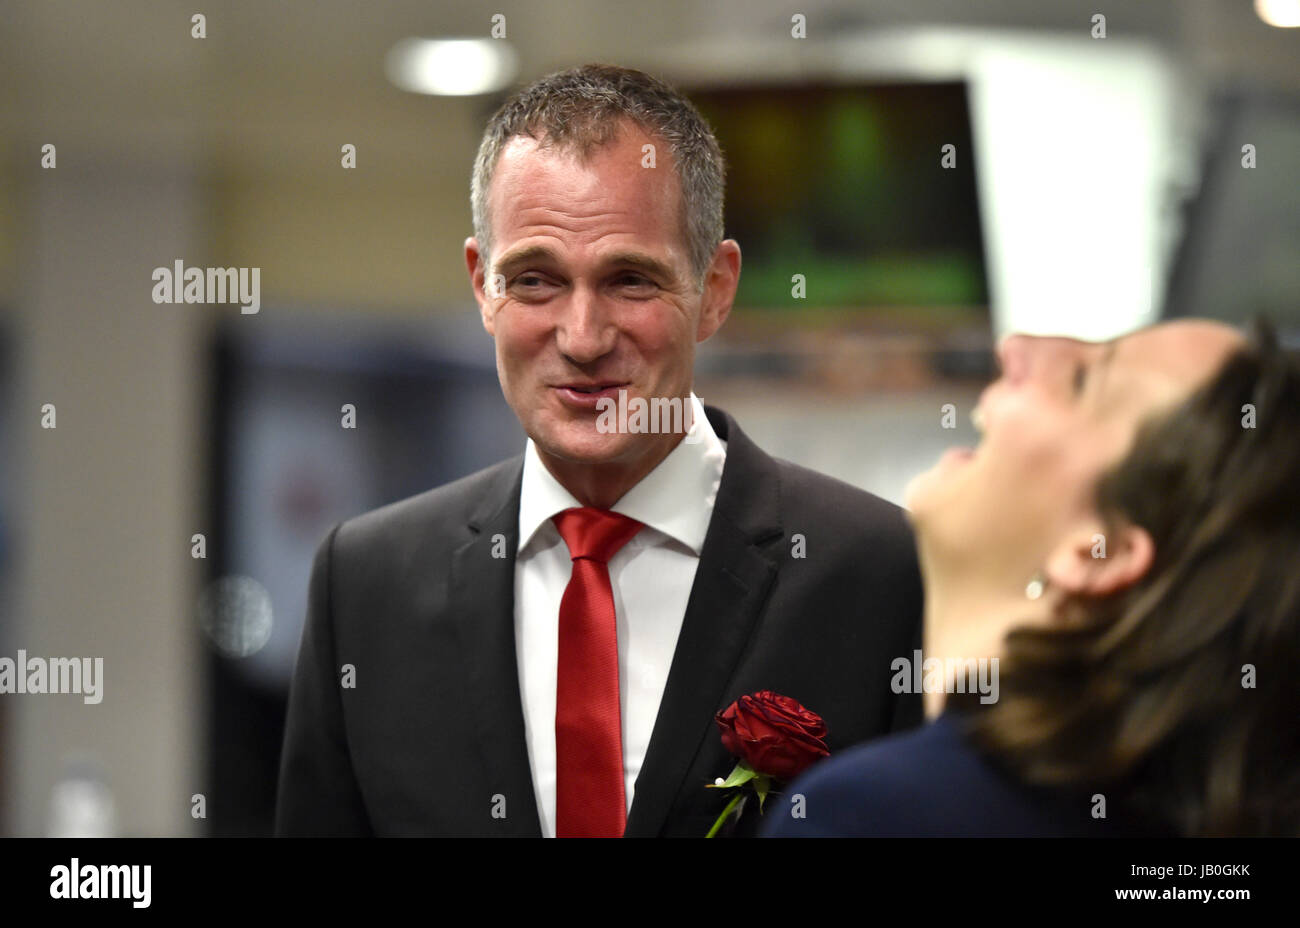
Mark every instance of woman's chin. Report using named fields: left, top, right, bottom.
left=902, top=466, right=941, bottom=520
left=904, top=448, right=977, bottom=525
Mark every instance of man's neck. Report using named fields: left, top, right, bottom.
left=538, top=430, right=687, bottom=509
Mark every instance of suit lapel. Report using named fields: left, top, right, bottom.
left=624, top=408, right=783, bottom=837
left=448, top=457, right=544, bottom=836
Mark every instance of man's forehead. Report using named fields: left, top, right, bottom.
left=485, top=123, right=686, bottom=258
left=494, top=122, right=663, bottom=173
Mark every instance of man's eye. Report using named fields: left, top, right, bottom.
left=507, top=274, right=557, bottom=297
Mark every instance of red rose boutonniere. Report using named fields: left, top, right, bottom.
left=705, top=690, right=830, bottom=837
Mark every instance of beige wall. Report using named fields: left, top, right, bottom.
left=210, top=166, right=475, bottom=316
left=7, top=160, right=209, bottom=836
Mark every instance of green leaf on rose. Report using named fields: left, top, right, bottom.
left=707, top=760, right=759, bottom=789
left=754, top=774, right=771, bottom=812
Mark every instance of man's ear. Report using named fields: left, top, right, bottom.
left=1043, top=517, right=1155, bottom=599
left=696, top=239, right=741, bottom=342
left=465, top=236, right=496, bottom=336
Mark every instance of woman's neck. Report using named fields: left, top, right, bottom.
left=920, top=565, right=1051, bottom=720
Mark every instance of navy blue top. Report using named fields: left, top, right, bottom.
left=761, top=712, right=1160, bottom=837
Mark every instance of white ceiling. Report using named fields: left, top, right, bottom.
left=1, top=0, right=1296, bottom=179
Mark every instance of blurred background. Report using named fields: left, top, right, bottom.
left=0, top=0, right=1295, bottom=836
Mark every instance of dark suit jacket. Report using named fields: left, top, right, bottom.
left=275, top=405, right=923, bottom=837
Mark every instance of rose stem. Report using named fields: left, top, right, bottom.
left=705, top=792, right=745, bottom=839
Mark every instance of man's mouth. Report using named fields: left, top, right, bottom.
left=553, top=382, right=629, bottom=408
left=563, top=383, right=620, bottom=394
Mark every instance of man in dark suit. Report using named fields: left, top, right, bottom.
left=275, top=64, right=922, bottom=837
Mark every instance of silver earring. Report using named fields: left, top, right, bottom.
left=1025, top=571, right=1047, bottom=601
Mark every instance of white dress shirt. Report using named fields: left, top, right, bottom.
left=514, top=393, right=727, bottom=838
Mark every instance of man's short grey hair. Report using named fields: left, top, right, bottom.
left=470, top=63, right=726, bottom=288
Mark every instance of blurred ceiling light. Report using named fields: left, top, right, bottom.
left=1255, top=0, right=1300, bottom=27
left=385, top=37, right=519, bottom=95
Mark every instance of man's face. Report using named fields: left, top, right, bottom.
left=465, top=123, right=736, bottom=473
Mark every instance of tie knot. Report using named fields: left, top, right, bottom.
left=552, top=507, right=644, bottom=564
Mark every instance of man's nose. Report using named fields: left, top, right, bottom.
left=556, top=285, right=617, bottom=364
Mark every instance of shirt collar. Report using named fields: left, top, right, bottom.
left=517, top=393, right=726, bottom=556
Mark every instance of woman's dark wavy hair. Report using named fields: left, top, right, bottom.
left=954, top=318, right=1300, bottom=836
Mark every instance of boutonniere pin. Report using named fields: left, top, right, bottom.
left=705, top=690, right=830, bottom=837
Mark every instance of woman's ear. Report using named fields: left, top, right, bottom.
left=1043, top=518, right=1155, bottom=599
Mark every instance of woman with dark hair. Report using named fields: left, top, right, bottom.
left=763, top=318, right=1300, bottom=838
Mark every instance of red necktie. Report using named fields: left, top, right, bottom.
left=552, top=507, right=644, bottom=838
